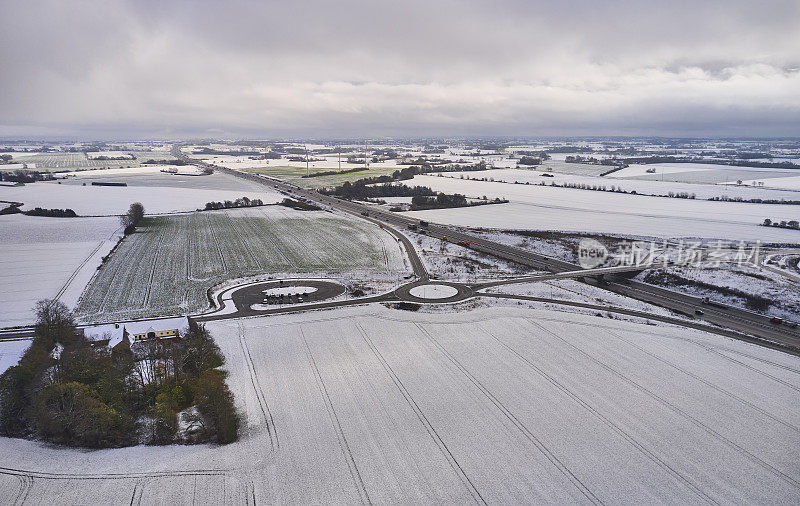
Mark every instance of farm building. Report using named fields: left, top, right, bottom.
left=83, top=316, right=189, bottom=350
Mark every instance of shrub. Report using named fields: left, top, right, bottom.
left=31, top=382, right=130, bottom=447
left=195, top=370, right=239, bottom=444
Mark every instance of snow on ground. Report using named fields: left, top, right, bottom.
left=399, top=175, right=800, bottom=243
left=409, top=284, right=459, bottom=299
left=76, top=206, right=409, bottom=322
left=637, top=263, right=800, bottom=321
left=0, top=215, right=121, bottom=327
left=0, top=340, right=29, bottom=374
left=261, top=286, right=318, bottom=296
left=610, top=163, right=800, bottom=185
left=0, top=180, right=282, bottom=215
left=0, top=305, right=797, bottom=504
left=60, top=165, right=203, bottom=178
left=0, top=162, right=37, bottom=170
left=729, top=175, right=800, bottom=191
left=608, top=163, right=718, bottom=178
left=409, top=229, right=532, bottom=280
left=440, top=168, right=800, bottom=201
left=482, top=279, right=689, bottom=320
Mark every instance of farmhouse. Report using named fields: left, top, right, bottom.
left=83, top=316, right=189, bottom=350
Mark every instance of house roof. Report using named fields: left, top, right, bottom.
left=83, top=316, right=189, bottom=348
left=83, top=323, right=125, bottom=346
left=125, top=317, right=189, bottom=336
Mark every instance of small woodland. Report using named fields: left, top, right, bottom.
left=0, top=300, right=239, bottom=448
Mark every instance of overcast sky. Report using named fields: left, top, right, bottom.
left=1, top=0, right=799, bottom=139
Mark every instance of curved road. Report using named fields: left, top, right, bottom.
left=158, top=144, right=796, bottom=354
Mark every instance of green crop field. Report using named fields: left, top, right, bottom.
left=76, top=206, right=405, bottom=321
left=241, top=165, right=403, bottom=189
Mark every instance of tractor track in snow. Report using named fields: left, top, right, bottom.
left=354, top=321, right=487, bottom=505
left=477, top=321, right=719, bottom=505
left=607, top=329, right=800, bottom=433
left=237, top=322, right=279, bottom=450
left=415, top=322, right=604, bottom=505
left=301, top=327, right=371, bottom=505
left=528, top=318, right=800, bottom=492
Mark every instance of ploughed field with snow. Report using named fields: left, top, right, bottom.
left=76, top=206, right=406, bottom=322
left=0, top=306, right=797, bottom=504
left=0, top=215, right=121, bottom=327
left=401, top=174, right=800, bottom=242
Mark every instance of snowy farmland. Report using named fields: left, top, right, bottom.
left=442, top=168, right=800, bottom=202
left=0, top=215, right=121, bottom=327
left=0, top=305, right=797, bottom=504
left=1, top=152, right=139, bottom=171
left=400, top=175, right=800, bottom=243
left=76, top=206, right=407, bottom=322
left=0, top=178, right=282, bottom=216
left=609, top=162, right=800, bottom=185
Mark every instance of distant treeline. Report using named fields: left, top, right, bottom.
left=141, top=159, right=188, bottom=166
left=762, top=218, right=800, bottom=230
left=192, top=147, right=261, bottom=156
left=621, top=156, right=799, bottom=169
left=203, top=196, right=264, bottom=211
left=410, top=194, right=507, bottom=211
left=546, top=146, right=594, bottom=153
left=710, top=196, right=800, bottom=205
left=0, top=170, right=54, bottom=183
left=321, top=170, right=507, bottom=211
left=0, top=202, right=23, bottom=215
left=329, top=182, right=436, bottom=200
left=24, top=207, right=78, bottom=218
left=302, top=166, right=368, bottom=178
left=280, top=198, right=321, bottom=211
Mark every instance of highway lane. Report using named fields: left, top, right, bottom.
left=174, top=145, right=800, bottom=351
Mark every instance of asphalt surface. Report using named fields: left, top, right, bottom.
left=161, top=145, right=796, bottom=354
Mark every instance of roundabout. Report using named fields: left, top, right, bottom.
left=229, top=279, right=346, bottom=316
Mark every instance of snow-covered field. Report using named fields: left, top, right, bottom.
left=60, top=165, right=203, bottom=178
left=608, top=163, right=718, bottom=178
left=76, top=207, right=407, bottom=322
left=441, top=168, right=800, bottom=201
left=409, top=284, right=459, bottom=299
left=0, top=180, right=282, bottom=216
left=730, top=175, right=800, bottom=191
left=0, top=215, right=121, bottom=327
left=0, top=305, right=797, bottom=504
left=0, top=339, right=29, bottom=374
left=400, top=175, right=800, bottom=242
left=610, top=163, right=800, bottom=185
left=409, top=229, right=531, bottom=280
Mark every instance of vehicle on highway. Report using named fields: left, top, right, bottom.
left=457, top=240, right=470, bottom=247
left=408, top=224, right=418, bottom=231
left=770, top=316, right=784, bottom=325
left=361, top=211, right=370, bottom=217
left=695, top=309, right=704, bottom=315
left=419, top=220, right=429, bottom=227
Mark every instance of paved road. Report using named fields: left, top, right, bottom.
left=170, top=145, right=800, bottom=352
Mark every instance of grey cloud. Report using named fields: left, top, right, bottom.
left=1, top=0, right=798, bottom=138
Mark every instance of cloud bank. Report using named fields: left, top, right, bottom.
left=1, top=0, right=799, bottom=138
